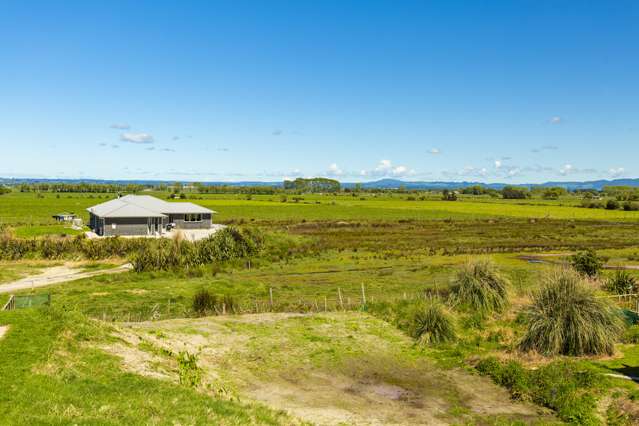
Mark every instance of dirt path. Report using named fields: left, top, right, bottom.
left=0, top=264, right=132, bottom=294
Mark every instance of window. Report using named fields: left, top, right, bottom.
left=185, top=214, right=202, bottom=222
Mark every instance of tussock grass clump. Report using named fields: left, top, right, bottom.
left=449, top=259, right=509, bottom=314
left=408, top=299, right=456, bottom=345
left=191, top=289, right=237, bottom=316
left=519, top=269, right=624, bottom=356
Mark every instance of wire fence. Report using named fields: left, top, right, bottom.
left=93, top=286, right=443, bottom=323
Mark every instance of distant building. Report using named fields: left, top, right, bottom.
left=52, top=212, right=77, bottom=222
left=87, top=195, right=216, bottom=236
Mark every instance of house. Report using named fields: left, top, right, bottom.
left=52, top=212, right=77, bottom=222
left=87, top=195, right=216, bottom=236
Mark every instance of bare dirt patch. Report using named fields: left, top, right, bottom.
left=102, top=312, right=554, bottom=425
left=0, top=325, right=9, bottom=340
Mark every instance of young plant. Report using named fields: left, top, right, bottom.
left=177, top=351, right=202, bottom=387
left=519, top=268, right=624, bottom=356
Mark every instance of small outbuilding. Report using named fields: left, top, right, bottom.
left=86, top=195, right=216, bottom=237
left=52, top=212, right=77, bottom=222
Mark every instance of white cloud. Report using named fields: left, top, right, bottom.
left=121, top=132, right=154, bottom=144
left=550, top=116, right=562, bottom=124
left=507, top=168, right=520, bottom=177
left=428, top=148, right=441, bottom=155
left=494, top=160, right=502, bottom=169
left=442, top=166, right=487, bottom=179
left=375, top=159, right=392, bottom=172
left=371, top=159, right=415, bottom=177
left=326, top=163, right=343, bottom=176
left=559, top=164, right=573, bottom=175
left=110, top=123, right=130, bottom=130
left=609, top=167, right=626, bottom=178
left=532, top=145, right=559, bottom=153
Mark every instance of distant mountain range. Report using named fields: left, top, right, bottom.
left=2, top=177, right=639, bottom=191
left=342, top=178, right=639, bottom=191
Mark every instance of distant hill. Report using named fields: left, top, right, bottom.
left=343, top=178, right=639, bottom=191
left=2, top=176, right=639, bottom=191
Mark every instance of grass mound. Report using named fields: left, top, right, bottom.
left=449, top=259, right=509, bottom=314
left=519, top=269, right=624, bottom=356
left=408, top=299, right=456, bottom=345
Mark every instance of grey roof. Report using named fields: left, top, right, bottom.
left=87, top=195, right=215, bottom=218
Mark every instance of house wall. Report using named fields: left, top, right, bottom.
left=90, top=213, right=104, bottom=236
left=103, top=217, right=150, bottom=236
left=169, top=213, right=212, bottom=229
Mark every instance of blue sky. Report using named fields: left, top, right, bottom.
left=1, top=1, right=637, bottom=183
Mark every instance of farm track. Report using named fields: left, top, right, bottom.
left=0, top=263, right=132, bottom=294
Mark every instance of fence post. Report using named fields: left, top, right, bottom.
left=361, top=283, right=366, bottom=306
left=324, top=296, right=328, bottom=312
left=338, top=288, right=343, bottom=310
left=269, top=287, right=274, bottom=310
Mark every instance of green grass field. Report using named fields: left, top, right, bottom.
left=3, top=191, right=639, bottom=232
left=3, top=190, right=639, bottom=424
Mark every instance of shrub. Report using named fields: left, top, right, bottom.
left=570, top=249, right=603, bottom=277
left=441, top=189, right=457, bottom=201
left=408, top=299, right=456, bottom=344
left=623, top=201, right=639, bottom=211
left=449, top=259, right=509, bottom=314
left=605, top=271, right=638, bottom=295
left=192, top=289, right=217, bottom=316
left=476, top=357, right=529, bottom=400
left=606, top=199, right=620, bottom=210
left=501, top=186, right=529, bottom=199
left=477, top=357, right=603, bottom=424
left=519, top=269, right=624, bottom=356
